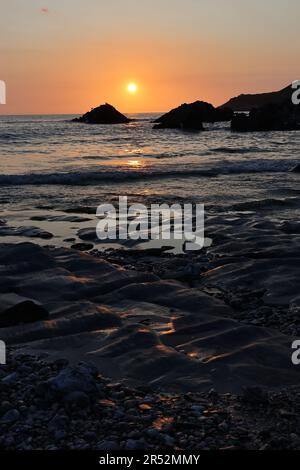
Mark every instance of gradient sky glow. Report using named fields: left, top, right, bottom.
left=1, top=0, right=300, bottom=114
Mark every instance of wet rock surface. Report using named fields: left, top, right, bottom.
left=0, top=294, right=49, bottom=328
left=0, top=237, right=299, bottom=393
left=0, top=200, right=300, bottom=450
left=0, top=225, right=53, bottom=239
left=71, top=242, right=94, bottom=251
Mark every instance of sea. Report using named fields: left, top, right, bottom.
left=0, top=113, right=299, bottom=249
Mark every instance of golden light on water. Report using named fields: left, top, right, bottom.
left=127, top=159, right=142, bottom=167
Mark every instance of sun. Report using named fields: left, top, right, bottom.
left=127, top=82, right=137, bottom=93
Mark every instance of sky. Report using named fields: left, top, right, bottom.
left=0, top=0, right=300, bottom=114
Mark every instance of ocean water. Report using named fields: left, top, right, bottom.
left=0, top=113, right=299, bottom=248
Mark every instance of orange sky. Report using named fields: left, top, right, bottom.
left=1, top=0, right=300, bottom=114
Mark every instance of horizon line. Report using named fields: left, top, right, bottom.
left=0, top=111, right=166, bottom=117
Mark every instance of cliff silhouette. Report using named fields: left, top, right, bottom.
left=221, top=84, right=293, bottom=111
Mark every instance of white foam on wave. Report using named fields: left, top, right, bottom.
left=0, top=157, right=298, bottom=186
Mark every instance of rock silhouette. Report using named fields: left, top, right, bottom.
left=231, top=102, right=300, bottom=132
left=221, top=84, right=293, bottom=111
left=292, top=163, right=300, bottom=173
left=73, top=103, right=130, bottom=124
left=153, top=101, right=233, bottom=130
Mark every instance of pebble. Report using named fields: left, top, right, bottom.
left=54, top=430, right=66, bottom=441
left=163, top=435, right=175, bottom=446
left=1, top=372, right=19, bottom=385
left=1, top=409, right=20, bottom=424
left=125, top=439, right=145, bottom=450
left=0, top=401, right=13, bottom=415
left=84, top=431, right=97, bottom=441
left=97, top=440, right=119, bottom=450
left=190, top=404, right=205, bottom=415
left=1, top=353, right=300, bottom=451
left=64, top=391, right=90, bottom=407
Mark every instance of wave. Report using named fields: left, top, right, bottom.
left=210, top=146, right=271, bottom=154
left=0, top=169, right=217, bottom=186
left=80, top=155, right=111, bottom=161
left=214, top=158, right=299, bottom=174
left=0, top=159, right=298, bottom=186
left=230, top=197, right=300, bottom=211
left=81, top=152, right=182, bottom=160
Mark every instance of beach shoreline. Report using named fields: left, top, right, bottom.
left=0, top=116, right=299, bottom=450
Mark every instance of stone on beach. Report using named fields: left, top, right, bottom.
left=0, top=293, right=49, bottom=327
left=0, top=225, right=53, bottom=239
left=1, top=353, right=300, bottom=450
left=45, top=364, right=98, bottom=399
left=77, top=227, right=98, bottom=241
left=71, top=242, right=94, bottom=251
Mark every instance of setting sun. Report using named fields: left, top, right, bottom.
left=127, top=82, right=137, bottom=93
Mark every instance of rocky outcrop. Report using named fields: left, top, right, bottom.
left=231, top=102, right=300, bottom=132
left=221, top=84, right=293, bottom=111
left=1, top=241, right=300, bottom=394
left=0, top=294, right=49, bottom=327
left=153, top=101, right=233, bottom=130
left=291, top=164, right=300, bottom=173
left=73, top=103, right=130, bottom=124
left=0, top=225, right=53, bottom=239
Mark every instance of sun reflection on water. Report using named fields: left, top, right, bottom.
left=127, top=159, right=143, bottom=167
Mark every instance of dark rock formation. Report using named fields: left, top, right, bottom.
left=221, top=84, right=293, bottom=111
left=0, top=294, right=49, bottom=327
left=0, top=225, right=53, bottom=239
left=73, top=103, right=130, bottom=124
left=231, top=102, right=300, bottom=132
left=71, top=242, right=94, bottom=251
left=153, top=101, right=233, bottom=130
left=215, top=106, right=233, bottom=122
left=45, top=364, right=98, bottom=399
left=291, top=164, right=300, bottom=173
